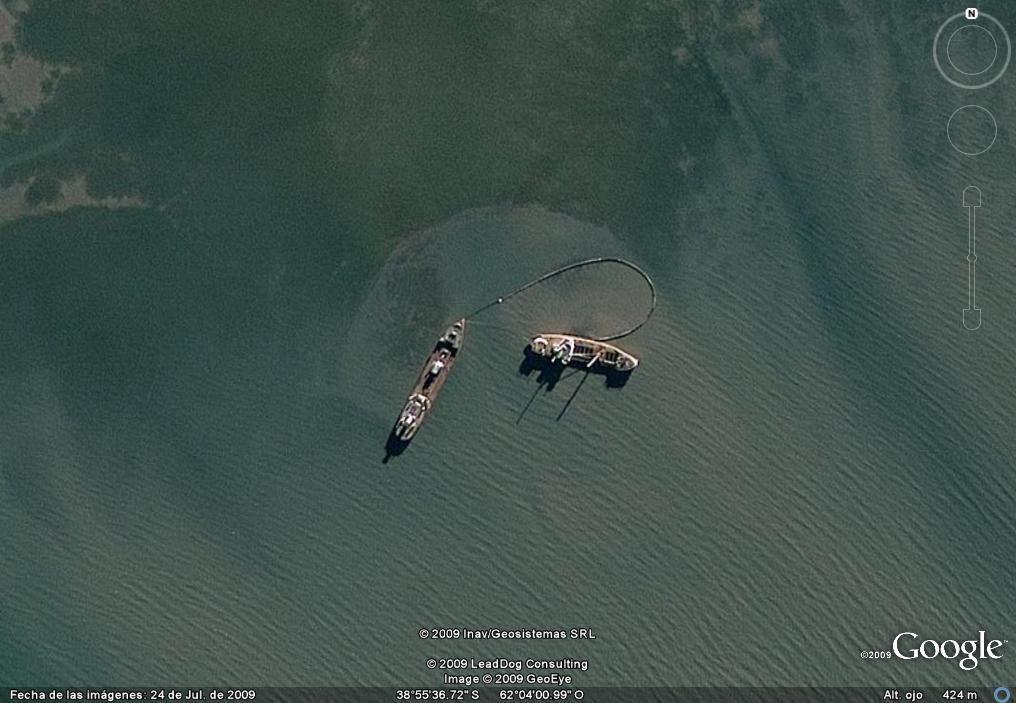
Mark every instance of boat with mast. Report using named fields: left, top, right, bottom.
left=528, top=333, right=638, bottom=372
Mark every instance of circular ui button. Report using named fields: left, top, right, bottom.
left=947, top=24, right=999, bottom=75
left=947, top=104, right=998, bottom=156
left=934, top=12, right=1011, bottom=89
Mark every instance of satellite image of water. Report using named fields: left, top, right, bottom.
left=1, top=1, right=1014, bottom=699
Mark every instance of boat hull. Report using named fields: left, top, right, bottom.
left=391, top=319, right=466, bottom=442
left=529, top=333, right=638, bottom=372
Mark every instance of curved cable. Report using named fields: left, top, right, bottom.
left=466, top=257, right=656, bottom=342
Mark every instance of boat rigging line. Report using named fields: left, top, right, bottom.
left=465, top=257, right=656, bottom=342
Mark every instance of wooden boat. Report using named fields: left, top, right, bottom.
left=528, top=334, right=638, bottom=372
left=393, top=319, right=465, bottom=440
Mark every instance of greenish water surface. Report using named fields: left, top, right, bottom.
left=2, top=0, right=1015, bottom=687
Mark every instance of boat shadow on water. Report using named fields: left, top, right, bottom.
left=516, top=347, right=631, bottom=423
left=383, top=429, right=410, bottom=463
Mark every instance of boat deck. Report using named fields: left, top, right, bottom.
left=393, top=318, right=466, bottom=442
left=531, top=333, right=638, bottom=371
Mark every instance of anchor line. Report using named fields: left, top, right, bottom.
left=465, top=257, right=656, bottom=342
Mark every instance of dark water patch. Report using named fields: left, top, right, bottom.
left=8, top=0, right=365, bottom=267
left=325, top=1, right=730, bottom=242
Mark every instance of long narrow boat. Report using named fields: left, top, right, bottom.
left=529, top=333, right=638, bottom=372
left=393, top=319, right=466, bottom=441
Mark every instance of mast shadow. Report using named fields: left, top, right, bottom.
left=556, top=371, right=590, bottom=421
left=516, top=347, right=632, bottom=422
